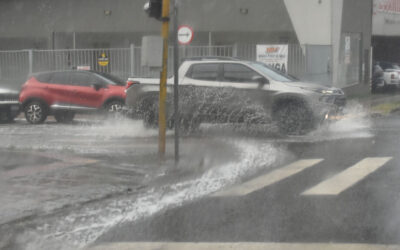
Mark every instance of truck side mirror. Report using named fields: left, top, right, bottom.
left=252, top=75, right=269, bottom=87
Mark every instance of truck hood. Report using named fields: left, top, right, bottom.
left=283, top=81, right=344, bottom=94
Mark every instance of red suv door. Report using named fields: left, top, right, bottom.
left=69, top=71, right=105, bottom=109
left=46, top=72, right=76, bottom=108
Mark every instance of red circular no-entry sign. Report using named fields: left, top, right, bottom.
left=178, top=25, right=194, bottom=45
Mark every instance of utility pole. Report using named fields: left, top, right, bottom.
left=158, top=0, right=170, bottom=158
left=143, top=0, right=170, bottom=159
left=173, top=0, right=180, bottom=163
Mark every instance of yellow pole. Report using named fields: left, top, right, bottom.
left=159, top=0, right=170, bottom=158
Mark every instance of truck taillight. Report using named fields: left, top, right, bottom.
left=126, top=80, right=140, bottom=89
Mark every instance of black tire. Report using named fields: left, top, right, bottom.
left=179, top=114, right=201, bottom=133
left=274, top=102, right=314, bottom=135
left=0, top=109, right=14, bottom=123
left=24, top=101, right=48, bottom=124
left=54, top=111, right=75, bottom=123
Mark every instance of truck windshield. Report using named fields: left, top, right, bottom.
left=249, top=62, right=297, bottom=82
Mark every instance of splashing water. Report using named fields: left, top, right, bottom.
left=18, top=139, right=285, bottom=250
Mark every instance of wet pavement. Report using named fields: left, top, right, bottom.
left=1, top=115, right=276, bottom=249
left=0, top=98, right=398, bottom=250
left=91, top=110, right=400, bottom=250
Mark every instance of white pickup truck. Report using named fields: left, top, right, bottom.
left=125, top=58, right=346, bottom=135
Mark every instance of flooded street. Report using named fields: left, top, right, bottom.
left=0, top=101, right=383, bottom=250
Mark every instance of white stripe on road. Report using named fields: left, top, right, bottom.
left=302, top=157, right=392, bottom=196
left=212, top=159, right=323, bottom=197
left=88, top=242, right=400, bottom=250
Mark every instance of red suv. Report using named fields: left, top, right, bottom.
left=19, top=70, right=127, bottom=124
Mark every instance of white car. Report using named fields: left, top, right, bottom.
left=125, top=57, right=346, bottom=135
left=374, top=62, right=400, bottom=90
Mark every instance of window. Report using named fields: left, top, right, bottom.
left=188, top=63, right=219, bottom=81
left=49, top=72, right=71, bottom=85
left=223, top=63, right=261, bottom=83
left=69, top=72, right=97, bottom=86
left=35, top=72, right=52, bottom=83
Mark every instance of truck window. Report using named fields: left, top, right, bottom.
left=223, top=63, right=261, bottom=83
left=187, top=63, right=219, bottom=81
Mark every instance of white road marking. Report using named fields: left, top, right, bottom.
left=302, top=157, right=392, bottom=196
left=88, top=242, right=400, bottom=250
left=212, top=159, right=323, bottom=197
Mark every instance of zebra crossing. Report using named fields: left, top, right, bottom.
left=212, top=157, right=393, bottom=197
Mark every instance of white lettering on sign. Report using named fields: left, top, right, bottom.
left=256, top=44, right=288, bottom=73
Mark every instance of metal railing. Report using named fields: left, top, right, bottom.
left=0, top=44, right=308, bottom=86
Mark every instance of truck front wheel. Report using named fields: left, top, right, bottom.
left=274, top=102, right=314, bottom=135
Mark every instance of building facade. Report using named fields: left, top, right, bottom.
left=0, top=0, right=373, bottom=94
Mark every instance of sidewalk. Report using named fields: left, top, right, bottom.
left=349, top=91, right=400, bottom=115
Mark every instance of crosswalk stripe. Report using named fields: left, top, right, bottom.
left=212, top=159, right=323, bottom=197
left=302, top=157, right=392, bottom=196
left=88, top=242, right=400, bottom=250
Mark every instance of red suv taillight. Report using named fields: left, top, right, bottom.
left=126, top=80, right=140, bottom=89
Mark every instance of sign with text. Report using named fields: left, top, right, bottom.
left=98, top=53, right=109, bottom=67
left=256, top=44, right=288, bottom=73
left=373, top=0, right=400, bottom=36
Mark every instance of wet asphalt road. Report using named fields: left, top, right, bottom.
left=93, top=115, right=400, bottom=247
left=2, top=107, right=400, bottom=249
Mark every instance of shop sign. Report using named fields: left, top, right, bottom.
left=98, top=53, right=109, bottom=67
left=256, top=44, right=288, bottom=73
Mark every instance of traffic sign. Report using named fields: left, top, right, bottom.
left=177, top=25, right=194, bottom=45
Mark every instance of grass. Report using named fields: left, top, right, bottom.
left=371, top=101, right=400, bottom=114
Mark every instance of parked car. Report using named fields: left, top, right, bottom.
left=125, top=57, right=346, bottom=135
left=0, top=88, right=20, bottom=123
left=19, top=70, right=127, bottom=124
left=372, top=61, right=400, bottom=92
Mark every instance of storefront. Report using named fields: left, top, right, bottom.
left=372, top=0, right=400, bottom=63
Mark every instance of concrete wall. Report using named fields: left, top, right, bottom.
left=284, top=0, right=332, bottom=45
left=0, top=0, right=297, bottom=49
left=340, top=0, right=372, bottom=95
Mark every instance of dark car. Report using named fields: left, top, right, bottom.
left=0, top=88, right=20, bottom=123
left=19, top=70, right=127, bottom=124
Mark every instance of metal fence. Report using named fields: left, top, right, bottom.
left=0, top=44, right=307, bottom=87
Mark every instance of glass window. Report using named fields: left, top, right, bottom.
left=49, top=72, right=71, bottom=85
left=95, top=72, right=125, bottom=86
left=188, top=63, right=219, bottom=81
left=249, top=62, right=295, bottom=82
left=69, top=72, right=96, bottom=86
left=223, top=63, right=261, bottom=83
left=35, top=72, right=53, bottom=83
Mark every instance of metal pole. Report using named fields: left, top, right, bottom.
left=73, top=32, right=76, bottom=49
left=158, top=0, right=170, bottom=158
left=173, top=0, right=179, bottom=163
left=28, top=50, right=33, bottom=75
left=130, top=43, right=135, bottom=77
